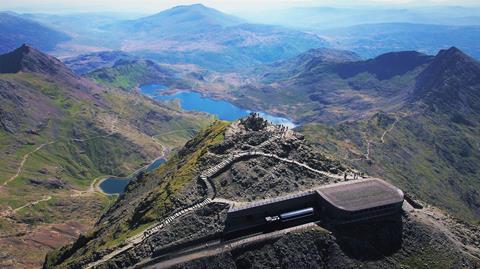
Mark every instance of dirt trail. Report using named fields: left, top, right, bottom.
left=405, top=202, right=480, bottom=261
left=3, top=141, right=55, bottom=186
left=381, top=117, right=399, bottom=143
left=13, top=196, right=52, bottom=213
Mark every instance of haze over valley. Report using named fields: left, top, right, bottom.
left=0, top=1, right=479, bottom=268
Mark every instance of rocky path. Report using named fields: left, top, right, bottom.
left=408, top=203, right=480, bottom=261
left=3, top=141, right=55, bottom=186
left=1, top=195, right=53, bottom=218
left=381, top=117, right=399, bottom=144
left=13, top=195, right=52, bottom=213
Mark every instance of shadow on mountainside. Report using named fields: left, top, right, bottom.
left=330, top=215, right=403, bottom=261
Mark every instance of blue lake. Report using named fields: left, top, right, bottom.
left=146, top=158, right=166, bottom=173
left=99, top=177, right=130, bottom=195
left=99, top=159, right=166, bottom=195
left=140, top=84, right=295, bottom=127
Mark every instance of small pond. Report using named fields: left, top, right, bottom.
left=99, top=177, right=130, bottom=195
left=99, top=158, right=166, bottom=195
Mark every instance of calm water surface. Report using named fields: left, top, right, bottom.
left=140, top=84, right=295, bottom=127
left=99, top=177, right=130, bottom=195
left=99, top=159, right=166, bottom=194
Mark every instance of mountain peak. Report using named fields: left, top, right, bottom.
left=412, top=47, right=480, bottom=112
left=434, top=46, right=474, bottom=64
left=176, top=3, right=208, bottom=9
left=127, top=4, right=243, bottom=35
left=0, top=44, right=75, bottom=77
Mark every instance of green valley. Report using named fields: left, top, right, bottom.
left=0, top=45, right=213, bottom=268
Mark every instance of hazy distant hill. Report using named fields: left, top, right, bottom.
left=109, top=4, right=326, bottom=70
left=0, top=12, right=70, bottom=54
left=319, top=23, right=480, bottom=59
left=117, top=4, right=244, bottom=36
left=239, top=6, right=480, bottom=29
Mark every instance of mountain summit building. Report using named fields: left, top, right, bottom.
left=224, top=178, right=404, bottom=236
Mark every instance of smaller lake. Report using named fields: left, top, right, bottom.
left=146, top=158, right=166, bottom=173
left=140, top=84, right=295, bottom=128
left=99, top=158, right=166, bottom=195
left=99, top=177, right=130, bottom=195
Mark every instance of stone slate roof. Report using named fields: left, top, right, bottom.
left=317, top=179, right=404, bottom=212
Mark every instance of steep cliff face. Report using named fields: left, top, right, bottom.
left=412, top=47, right=480, bottom=113
left=46, top=115, right=480, bottom=269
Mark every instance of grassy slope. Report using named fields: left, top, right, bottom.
left=0, top=70, right=213, bottom=268
left=45, top=120, right=229, bottom=268
left=300, top=111, right=480, bottom=223
left=86, top=60, right=188, bottom=90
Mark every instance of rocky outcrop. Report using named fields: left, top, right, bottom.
left=28, top=178, right=70, bottom=189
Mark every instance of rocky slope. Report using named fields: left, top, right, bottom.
left=45, top=115, right=480, bottom=268
left=0, top=45, right=212, bottom=268
left=63, top=51, right=135, bottom=75
left=299, top=47, right=480, bottom=223
left=219, top=48, right=435, bottom=123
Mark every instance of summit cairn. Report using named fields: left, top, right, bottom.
left=240, top=112, right=268, bottom=131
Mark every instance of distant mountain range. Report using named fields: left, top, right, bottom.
left=2, top=5, right=479, bottom=70
left=319, top=23, right=480, bottom=59
left=239, top=6, right=480, bottom=29
left=63, top=51, right=135, bottom=75
left=0, top=12, right=70, bottom=54
left=107, top=4, right=326, bottom=70
left=115, top=4, right=244, bottom=36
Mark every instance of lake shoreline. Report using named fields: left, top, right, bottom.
left=95, top=156, right=167, bottom=195
left=140, top=84, right=296, bottom=128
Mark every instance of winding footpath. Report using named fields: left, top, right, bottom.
left=3, top=141, right=55, bottom=186
left=381, top=117, right=399, bottom=144
left=13, top=195, right=52, bottom=213
left=84, top=137, right=360, bottom=268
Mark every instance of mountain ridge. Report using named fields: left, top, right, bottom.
left=0, top=12, right=70, bottom=54
left=0, top=44, right=77, bottom=78
left=412, top=46, right=480, bottom=112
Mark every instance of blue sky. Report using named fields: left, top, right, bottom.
left=1, top=0, right=479, bottom=13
